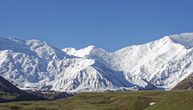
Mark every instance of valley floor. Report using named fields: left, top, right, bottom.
left=0, top=91, right=193, bottom=110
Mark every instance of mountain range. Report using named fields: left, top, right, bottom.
left=0, top=32, right=193, bottom=92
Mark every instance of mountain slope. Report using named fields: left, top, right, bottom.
left=0, top=37, right=136, bottom=92
left=63, top=32, right=193, bottom=90
left=109, top=35, right=193, bottom=89
left=172, top=73, right=193, bottom=90
left=46, top=58, right=136, bottom=92
left=0, top=75, right=22, bottom=102
left=170, top=33, right=193, bottom=49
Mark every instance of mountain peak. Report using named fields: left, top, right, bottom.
left=79, top=45, right=96, bottom=53
left=63, top=45, right=102, bottom=58
left=84, top=45, right=96, bottom=50
left=26, top=39, right=68, bottom=60
left=158, top=35, right=174, bottom=44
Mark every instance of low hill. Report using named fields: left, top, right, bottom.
left=0, top=76, right=23, bottom=94
left=0, top=76, right=45, bottom=102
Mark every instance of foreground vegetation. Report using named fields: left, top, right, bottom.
left=0, top=91, right=193, bottom=110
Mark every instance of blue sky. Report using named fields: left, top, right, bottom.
left=0, top=0, right=193, bottom=51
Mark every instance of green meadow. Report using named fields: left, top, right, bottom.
left=0, top=91, right=193, bottom=110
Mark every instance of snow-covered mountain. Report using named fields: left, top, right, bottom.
left=0, top=33, right=193, bottom=92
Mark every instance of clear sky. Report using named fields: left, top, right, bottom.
left=0, top=0, right=193, bottom=51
